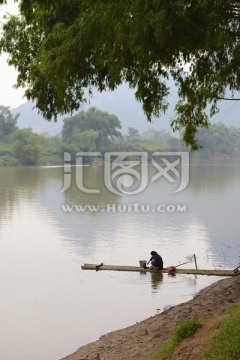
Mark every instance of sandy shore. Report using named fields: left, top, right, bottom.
left=61, top=276, right=240, bottom=360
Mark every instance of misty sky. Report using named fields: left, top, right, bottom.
left=0, top=1, right=26, bottom=108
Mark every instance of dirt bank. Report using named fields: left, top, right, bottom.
left=61, top=276, right=240, bottom=360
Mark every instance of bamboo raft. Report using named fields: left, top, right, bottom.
left=81, top=263, right=236, bottom=277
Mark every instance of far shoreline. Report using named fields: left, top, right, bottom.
left=1, top=153, right=240, bottom=168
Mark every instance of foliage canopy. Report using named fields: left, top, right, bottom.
left=0, top=105, right=18, bottom=139
left=62, top=107, right=121, bottom=150
left=0, top=106, right=240, bottom=166
left=1, top=1, right=240, bottom=149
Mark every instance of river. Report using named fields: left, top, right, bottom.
left=0, top=158, right=239, bottom=360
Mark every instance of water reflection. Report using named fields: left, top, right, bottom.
left=150, top=271, right=163, bottom=292
left=1, top=164, right=239, bottom=269
left=62, top=166, right=121, bottom=212
left=0, top=167, right=46, bottom=224
left=189, top=161, right=240, bottom=194
left=0, top=163, right=240, bottom=360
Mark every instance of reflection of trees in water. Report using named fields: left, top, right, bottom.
left=63, top=166, right=121, bottom=208
left=189, top=160, right=240, bottom=194
left=62, top=162, right=240, bottom=202
left=0, top=167, right=60, bottom=222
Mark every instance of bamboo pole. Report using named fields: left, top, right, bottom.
left=81, top=264, right=235, bottom=277
left=193, top=254, right=198, bottom=270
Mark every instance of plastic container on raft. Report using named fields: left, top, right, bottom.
left=139, top=260, right=147, bottom=268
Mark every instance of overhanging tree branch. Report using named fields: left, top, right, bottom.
left=217, top=97, right=240, bottom=100
left=1, top=1, right=240, bottom=150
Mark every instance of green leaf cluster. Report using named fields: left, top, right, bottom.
left=1, top=1, right=240, bottom=149
left=0, top=106, right=62, bottom=165
left=62, top=107, right=121, bottom=154
left=196, top=122, right=240, bottom=157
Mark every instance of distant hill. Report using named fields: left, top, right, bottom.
left=11, top=101, right=64, bottom=136
left=10, top=84, right=174, bottom=136
left=11, top=83, right=240, bottom=136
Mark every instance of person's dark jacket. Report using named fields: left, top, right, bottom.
left=150, top=253, right=163, bottom=269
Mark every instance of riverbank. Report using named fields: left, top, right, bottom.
left=61, top=275, right=240, bottom=360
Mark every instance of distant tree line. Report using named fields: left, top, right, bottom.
left=0, top=105, right=240, bottom=166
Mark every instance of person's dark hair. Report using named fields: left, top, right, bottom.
left=151, top=251, right=157, bottom=255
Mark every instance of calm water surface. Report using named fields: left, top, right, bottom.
left=0, top=161, right=239, bottom=360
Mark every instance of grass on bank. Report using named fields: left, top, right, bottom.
left=149, top=301, right=240, bottom=360
left=204, top=301, right=240, bottom=360
left=148, top=318, right=203, bottom=359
